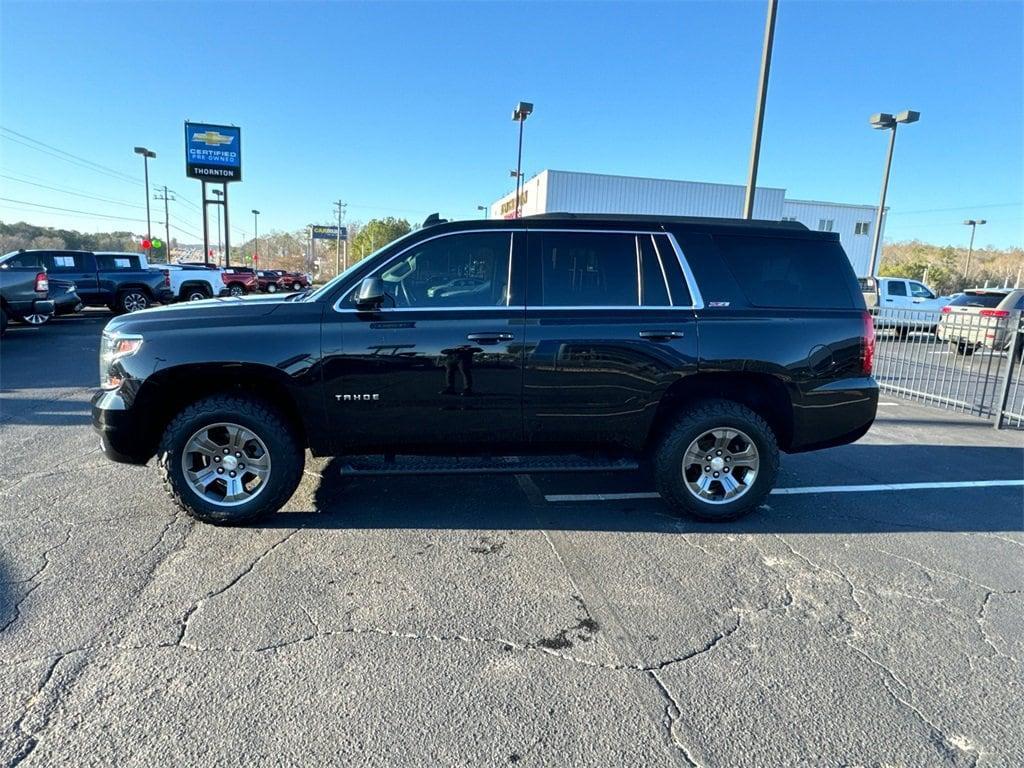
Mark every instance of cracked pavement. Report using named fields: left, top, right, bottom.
left=1, top=313, right=1023, bottom=766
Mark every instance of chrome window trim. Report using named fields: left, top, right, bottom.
left=330, top=226, right=705, bottom=313
left=649, top=234, right=675, bottom=306
left=634, top=236, right=643, bottom=305
left=663, top=231, right=705, bottom=310
left=332, top=228, right=517, bottom=313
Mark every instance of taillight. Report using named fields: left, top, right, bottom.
left=980, top=309, right=1009, bottom=317
left=862, top=310, right=875, bottom=376
left=34, top=272, right=48, bottom=293
left=941, top=306, right=952, bottom=313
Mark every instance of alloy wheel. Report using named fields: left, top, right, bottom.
left=229, top=285, right=244, bottom=297
left=22, top=313, right=50, bottom=325
left=181, top=422, right=272, bottom=507
left=123, top=292, right=148, bottom=312
left=681, top=427, right=760, bottom=504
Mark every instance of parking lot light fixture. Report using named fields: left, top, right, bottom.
left=133, top=147, right=156, bottom=251
left=477, top=205, right=488, bottom=219
left=511, top=102, right=533, bottom=219
left=252, top=210, right=261, bottom=266
left=962, top=219, right=987, bottom=280
left=867, top=110, right=920, bottom=277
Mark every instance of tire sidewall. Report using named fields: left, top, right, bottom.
left=160, top=399, right=302, bottom=524
left=656, top=403, right=779, bottom=521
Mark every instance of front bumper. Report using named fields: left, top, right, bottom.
left=92, top=389, right=153, bottom=464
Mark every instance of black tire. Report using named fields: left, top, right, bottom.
left=654, top=399, right=780, bottom=522
left=952, top=341, right=976, bottom=356
left=115, top=289, right=150, bottom=315
left=895, top=326, right=909, bottom=340
left=182, top=285, right=211, bottom=302
left=158, top=395, right=304, bottom=525
left=228, top=283, right=245, bottom=297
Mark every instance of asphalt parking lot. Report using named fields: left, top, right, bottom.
left=2, top=312, right=1023, bottom=767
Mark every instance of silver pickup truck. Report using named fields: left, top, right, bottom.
left=0, top=266, right=54, bottom=335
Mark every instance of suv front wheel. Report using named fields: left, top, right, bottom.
left=655, top=399, right=780, bottom=521
left=158, top=395, right=304, bottom=524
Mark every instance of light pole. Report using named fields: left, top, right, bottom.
left=742, top=0, right=778, bottom=219
left=133, top=147, right=156, bottom=249
left=962, top=219, right=986, bottom=281
left=477, top=205, right=488, bottom=219
left=867, top=110, right=920, bottom=277
left=511, top=102, right=533, bottom=218
left=251, top=210, right=260, bottom=267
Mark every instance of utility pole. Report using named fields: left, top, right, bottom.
left=333, top=200, right=347, bottom=276
left=962, top=219, right=987, bottom=280
left=153, top=186, right=175, bottom=262
left=742, top=0, right=778, bottom=219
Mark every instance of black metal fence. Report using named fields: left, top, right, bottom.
left=870, top=307, right=1024, bottom=429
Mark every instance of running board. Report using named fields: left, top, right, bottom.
left=338, top=454, right=639, bottom=477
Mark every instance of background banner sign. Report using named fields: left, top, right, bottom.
left=185, top=122, right=241, bottom=182
left=312, top=225, right=347, bottom=240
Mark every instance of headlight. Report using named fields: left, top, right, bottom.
left=100, top=332, right=143, bottom=389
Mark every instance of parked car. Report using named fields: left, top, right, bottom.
left=0, top=266, right=53, bottom=335
left=221, top=267, right=258, bottom=296
left=860, top=276, right=950, bottom=337
left=279, top=271, right=311, bottom=291
left=0, top=250, right=173, bottom=314
left=93, top=213, right=878, bottom=525
left=937, top=288, right=1024, bottom=356
left=159, top=263, right=227, bottom=301
left=256, top=270, right=287, bottom=293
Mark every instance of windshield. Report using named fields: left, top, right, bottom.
left=302, top=230, right=421, bottom=302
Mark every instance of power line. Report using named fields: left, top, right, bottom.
left=0, top=173, right=147, bottom=209
left=0, top=126, right=142, bottom=185
left=0, top=196, right=149, bottom=224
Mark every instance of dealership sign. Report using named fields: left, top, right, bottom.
left=312, top=225, right=347, bottom=240
left=185, top=122, right=241, bottom=182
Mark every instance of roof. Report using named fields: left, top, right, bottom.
left=526, top=212, right=809, bottom=232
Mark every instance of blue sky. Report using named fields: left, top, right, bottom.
left=1, top=0, right=1021, bottom=248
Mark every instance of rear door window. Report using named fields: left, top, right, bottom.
left=96, top=254, right=137, bottom=270
left=886, top=281, right=907, bottom=296
left=532, top=231, right=638, bottom=307
left=713, top=235, right=858, bottom=309
left=909, top=282, right=935, bottom=299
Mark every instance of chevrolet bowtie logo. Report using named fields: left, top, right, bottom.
left=191, top=131, right=234, bottom=146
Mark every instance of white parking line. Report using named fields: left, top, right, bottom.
left=544, top=479, right=1024, bottom=503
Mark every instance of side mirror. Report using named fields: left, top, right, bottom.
left=354, top=276, right=385, bottom=309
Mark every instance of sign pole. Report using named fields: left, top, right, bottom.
left=201, top=181, right=210, bottom=265
left=222, top=182, right=231, bottom=268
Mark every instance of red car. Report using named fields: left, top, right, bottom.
left=278, top=271, right=311, bottom=291
left=222, top=267, right=258, bottom=296
left=256, top=270, right=287, bottom=293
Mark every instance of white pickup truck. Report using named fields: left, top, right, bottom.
left=860, top=276, right=951, bottom=337
left=128, top=254, right=226, bottom=301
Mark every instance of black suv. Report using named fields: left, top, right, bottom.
left=93, top=214, right=877, bottom=524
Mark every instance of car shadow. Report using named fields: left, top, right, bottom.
left=0, top=398, right=91, bottom=427
left=259, top=444, right=1024, bottom=535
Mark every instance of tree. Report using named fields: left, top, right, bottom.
left=348, top=217, right=411, bottom=265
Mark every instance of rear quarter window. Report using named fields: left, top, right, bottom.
left=713, top=235, right=859, bottom=309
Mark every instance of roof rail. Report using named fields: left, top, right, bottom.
left=527, top=212, right=808, bottom=230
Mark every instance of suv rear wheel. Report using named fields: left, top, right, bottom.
left=183, top=285, right=211, bottom=302
left=228, top=283, right=245, bottom=297
left=655, top=399, right=779, bottom=521
left=266, top=283, right=277, bottom=293
left=158, top=395, right=304, bottom=524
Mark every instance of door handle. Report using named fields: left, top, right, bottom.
left=885, top=299, right=894, bottom=302
left=467, top=332, right=514, bottom=343
left=639, top=330, right=685, bottom=341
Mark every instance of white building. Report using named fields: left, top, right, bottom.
left=490, top=170, right=883, bottom=276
